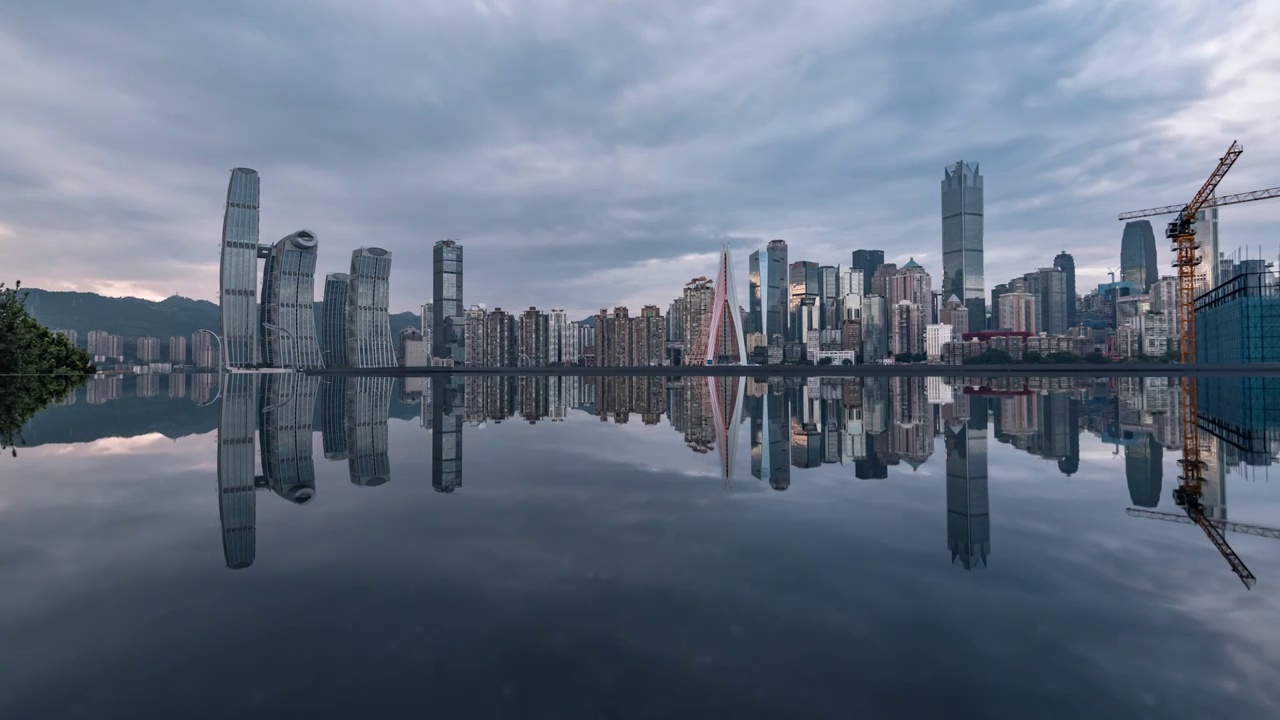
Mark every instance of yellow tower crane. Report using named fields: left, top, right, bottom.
left=1118, top=142, right=1260, bottom=587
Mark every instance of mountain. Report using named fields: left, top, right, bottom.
left=22, top=288, right=423, bottom=357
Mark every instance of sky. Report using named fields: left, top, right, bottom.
left=2, top=0, right=1279, bottom=320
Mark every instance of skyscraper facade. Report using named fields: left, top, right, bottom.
left=219, top=167, right=261, bottom=368
left=862, top=295, right=888, bottom=363
left=1026, top=267, right=1068, bottom=336
left=260, top=230, right=323, bottom=368
left=1193, top=197, right=1220, bottom=293
left=168, top=336, right=187, bottom=365
left=942, top=161, right=985, bottom=329
left=706, top=245, right=747, bottom=364
left=345, top=247, right=396, bottom=368
left=433, top=239, right=464, bottom=363
left=548, top=308, right=567, bottom=365
left=850, top=249, right=884, bottom=296
left=484, top=309, right=517, bottom=367
left=136, top=337, right=160, bottom=363
left=998, top=292, right=1037, bottom=333
left=321, top=273, right=349, bottom=368
left=890, top=300, right=925, bottom=357
left=632, top=305, right=665, bottom=366
left=682, top=278, right=714, bottom=365
left=889, top=259, right=933, bottom=309
left=1120, top=220, right=1158, bottom=291
left=789, top=261, right=820, bottom=346
left=518, top=307, right=549, bottom=366
left=463, top=306, right=487, bottom=366
left=1053, top=251, right=1077, bottom=329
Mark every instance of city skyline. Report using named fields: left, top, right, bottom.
left=4, top=2, right=1278, bottom=322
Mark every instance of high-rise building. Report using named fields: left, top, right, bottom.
left=219, top=168, right=261, bottom=368
left=682, top=278, right=714, bottom=365
left=168, top=336, right=187, bottom=365
left=748, top=240, right=789, bottom=362
left=345, top=247, right=396, bottom=368
left=463, top=306, right=487, bottom=366
left=632, top=305, right=665, bottom=366
left=862, top=295, right=888, bottom=363
left=939, top=296, right=969, bottom=337
left=420, top=302, right=434, bottom=351
left=433, top=239, right=464, bottom=363
left=819, top=264, right=840, bottom=330
left=321, top=273, right=350, bottom=368
left=54, top=328, right=78, bottom=347
left=192, top=331, right=217, bottom=369
left=890, top=301, right=925, bottom=357
left=1027, top=267, right=1068, bottom=336
left=548, top=308, right=567, bottom=365
left=1193, top=196, right=1220, bottom=293
left=925, top=324, right=953, bottom=361
left=562, top=319, right=583, bottom=366
left=1053, top=251, right=1077, bottom=329
left=597, top=306, right=632, bottom=367
left=1120, top=220, right=1159, bottom=291
left=889, top=258, right=933, bottom=310
left=942, top=161, right=985, bottom=329
left=518, top=307, right=549, bottom=366
left=869, top=262, right=897, bottom=300
left=707, top=245, right=747, bottom=365
left=850, top=249, right=884, bottom=296
left=789, top=261, right=820, bottom=347
left=998, top=292, right=1037, bottom=333
left=260, top=230, right=323, bottom=368
left=136, top=337, right=160, bottom=363
left=398, top=327, right=430, bottom=367
left=483, top=308, right=517, bottom=367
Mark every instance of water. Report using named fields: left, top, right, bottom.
left=3, top=372, right=1280, bottom=719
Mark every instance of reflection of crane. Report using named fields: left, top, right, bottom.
left=1127, top=508, right=1280, bottom=540
left=1118, top=141, right=1257, bottom=588
left=1127, top=508, right=1269, bottom=590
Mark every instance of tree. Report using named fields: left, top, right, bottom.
left=1, top=281, right=95, bottom=455
left=841, top=358, right=854, bottom=366
left=817, top=356, right=834, bottom=365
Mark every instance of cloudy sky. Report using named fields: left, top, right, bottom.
left=3, top=0, right=1279, bottom=319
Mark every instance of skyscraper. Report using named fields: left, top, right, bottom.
left=168, top=336, right=187, bottom=365
left=464, top=306, right=487, bottom=366
left=942, top=161, right=985, bottom=330
left=706, top=244, right=747, bottom=364
left=548, top=308, right=567, bottom=365
left=850, top=249, right=884, bottom=296
left=432, top=239, right=464, bottom=363
left=1027, top=267, right=1068, bottom=336
left=632, top=305, right=665, bottom=366
left=345, top=247, right=396, bottom=368
left=862, top=295, right=888, bottom=362
left=749, top=240, right=789, bottom=363
left=136, top=337, right=160, bottom=363
left=1120, top=220, right=1158, bottom=291
left=219, top=167, right=261, bottom=368
left=1193, top=196, right=1220, bottom=293
left=789, top=261, right=820, bottom=346
left=517, top=307, right=549, bottom=366
left=1053, top=251, right=1077, bottom=328
left=682, top=278, right=714, bottom=365
left=484, top=308, right=517, bottom=367
left=998, top=292, right=1037, bottom=333
left=321, top=273, right=350, bottom=368
left=260, top=230, right=323, bottom=368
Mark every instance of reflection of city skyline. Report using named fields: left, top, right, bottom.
left=44, top=372, right=1264, bottom=571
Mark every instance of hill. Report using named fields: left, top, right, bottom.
left=22, top=289, right=422, bottom=358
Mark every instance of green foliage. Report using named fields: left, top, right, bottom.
left=963, top=349, right=1014, bottom=365
left=817, top=356, right=834, bottom=365
left=841, top=358, right=854, bottom=366
left=1, top=281, right=95, bottom=455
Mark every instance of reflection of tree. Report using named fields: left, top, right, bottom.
left=1, top=281, right=94, bottom=455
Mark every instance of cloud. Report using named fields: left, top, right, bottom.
left=1, top=0, right=1279, bottom=319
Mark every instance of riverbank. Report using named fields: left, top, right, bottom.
left=304, top=363, right=1280, bottom=377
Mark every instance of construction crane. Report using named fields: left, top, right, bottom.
left=1127, top=508, right=1280, bottom=541
left=1118, top=141, right=1255, bottom=587
left=1118, top=185, right=1280, bottom=221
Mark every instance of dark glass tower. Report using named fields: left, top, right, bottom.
left=850, top=249, right=884, bottom=296
left=321, top=273, right=349, bottom=368
left=1121, top=220, right=1158, bottom=291
left=942, top=161, right=985, bottom=330
left=433, top=240, right=464, bottom=363
left=1053, top=251, right=1077, bottom=329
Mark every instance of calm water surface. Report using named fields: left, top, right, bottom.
left=3, top=373, right=1280, bottom=719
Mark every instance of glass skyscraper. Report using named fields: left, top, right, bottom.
left=260, top=230, right=323, bottom=368
left=219, top=167, right=260, bottom=368
left=217, top=373, right=259, bottom=569
left=346, top=377, right=393, bottom=487
left=1120, top=220, right=1158, bottom=291
left=345, top=248, right=396, bottom=368
left=433, top=240, right=464, bottom=363
left=1053, top=251, right=1077, bottom=328
left=946, top=397, right=990, bottom=570
left=321, top=273, right=349, bottom=368
left=942, top=161, right=985, bottom=330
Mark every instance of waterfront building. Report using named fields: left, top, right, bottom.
left=1054, top=251, right=1077, bottom=328
left=260, top=230, right=323, bottom=368
left=321, top=273, right=350, bottom=367
left=432, top=239, right=464, bottom=363
left=219, top=168, right=261, bottom=368
left=345, top=248, right=395, bottom=368
left=1121, top=220, right=1159, bottom=291
left=518, top=307, right=549, bottom=366
left=632, top=305, right=665, bottom=366
left=851, top=249, right=884, bottom=296
left=942, top=161, right=985, bottom=328
left=168, top=336, right=187, bottom=365
left=136, top=337, right=160, bottom=363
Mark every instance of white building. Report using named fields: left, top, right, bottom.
left=925, top=324, right=953, bottom=361
left=1134, top=312, right=1170, bottom=356
left=548, top=308, right=568, bottom=364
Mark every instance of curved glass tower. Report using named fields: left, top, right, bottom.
left=220, top=168, right=260, bottom=368
left=321, top=273, right=350, bottom=368
left=260, top=230, right=323, bottom=368
left=345, top=248, right=396, bottom=368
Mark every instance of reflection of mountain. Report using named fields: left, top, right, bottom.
left=18, top=375, right=217, bottom=448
